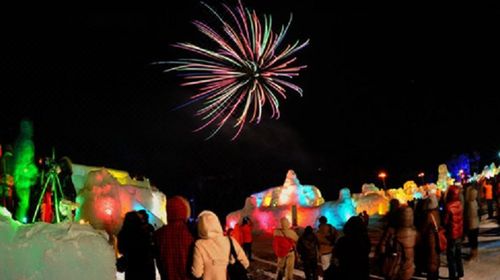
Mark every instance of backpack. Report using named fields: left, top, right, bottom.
left=273, top=235, right=295, bottom=258
left=381, top=233, right=405, bottom=280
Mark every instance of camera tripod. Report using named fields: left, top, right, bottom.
left=32, top=160, right=65, bottom=223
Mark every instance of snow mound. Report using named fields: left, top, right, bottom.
left=0, top=207, right=116, bottom=280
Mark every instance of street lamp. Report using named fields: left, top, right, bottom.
left=378, top=172, right=387, bottom=189
left=418, top=172, right=425, bottom=185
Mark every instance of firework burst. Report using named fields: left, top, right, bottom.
left=162, top=0, right=309, bottom=140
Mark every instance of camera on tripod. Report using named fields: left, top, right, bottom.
left=42, top=157, right=59, bottom=172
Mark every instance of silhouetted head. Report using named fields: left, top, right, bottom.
left=120, top=211, right=141, bottom=233
left=58, top=156, right=73, bottom=174
left=137, top=209, right=149, bottom=224
left=304, top=225, right=313, bottom=235
left=343, top=216, right=365, bottom=236
left=319, top=216, right=327, bottom=224
left=446, top=185, right=461, bottom=203
left=389, top=199, right=400, bottom=212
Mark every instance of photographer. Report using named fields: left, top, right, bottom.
left=57, top=156, right=76, bottom=202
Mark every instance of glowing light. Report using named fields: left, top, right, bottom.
left=263, top=195, right=272, bottom=207
left=418, top=172, right=425, bottom=177
left=378, top=172, right=387, bottom=188
left=13, top=120, right=39, bottom=222
left=255, top=195, right=263, bottom=207
left=161, top=0, right=309, bottom=139
left=96, top=197, right=116, bottom=220
left=413, top=192, right=423, bottom=199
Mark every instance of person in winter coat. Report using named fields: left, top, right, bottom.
left=154, top=196, right=194, bottom=280
left=444, top=185, right=464, bottom=280
left=482, top=179, right=494, bottom=219
left=420, top=194, right=441, bottom=280
left=379, top=206, right=417, bottom=280
left=413, top=197, right=428, bottom=276
left=359, top=210, right=370, bottom=227
left=385, top=199, right=401, bottom=229
left=297, top=226, right=320, bottom=280
left=57, top=156, right=77, bottom=202
left=465, top=184, right=480, bottom=262
left=192, top=210, right=249, bottom=280
left=118, top=211, right=156, bottom=280
left=316, top=216, right=338, bottom=271
left=335, top=216, right=371, bottom=280
left=273, top=217, right=299, bottom=280
left=240, top=216, right=253, bottom=261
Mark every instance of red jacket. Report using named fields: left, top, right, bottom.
left=444, top=186, right=464, bottom=240
left=240, top=223, right=253, bottom=243
left=154, top=196, right=194, bottom=280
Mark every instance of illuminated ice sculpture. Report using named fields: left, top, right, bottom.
left=226, top=170, right=356, bottom=232
left=72, top=164, right=167, bottom=235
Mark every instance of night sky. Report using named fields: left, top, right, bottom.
left=2, top=2, right=500, bottom=217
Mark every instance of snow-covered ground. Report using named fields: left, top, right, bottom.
left=0, top=207, right=116, bottom=280
left=455, top=220, right=500, bottom=280
left=249, top=216, right=500, bottom=280
left=2, top=205, right=499, bottom=280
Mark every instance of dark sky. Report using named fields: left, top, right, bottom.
left=2, top=2, right=500, bottom=216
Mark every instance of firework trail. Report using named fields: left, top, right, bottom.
left=161, top=0, right=309, bottom=139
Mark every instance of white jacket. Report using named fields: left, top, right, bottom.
left=192, top=211, right=249, bottom=280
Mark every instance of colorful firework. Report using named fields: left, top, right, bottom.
left=160, top=0, right=309, bottom=139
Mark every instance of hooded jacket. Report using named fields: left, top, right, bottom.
left=273, top=217, right=299, bottom=241
left=380, top=207, right=417, bottom=280
left=420, top=198, right=441, bottom=274
left=444, top=185, right=464, bottom=240
left=396, top=207, right=417, bottom=280
left=273, top=217, right=299, bottom=257
left=154, top=196, right=194, bottom=280
left=192, top=211, right=249, bottom=280
left=465, top=186, right=479, bottom=230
